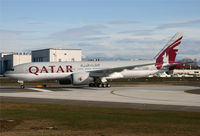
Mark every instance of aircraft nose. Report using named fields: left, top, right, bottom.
left=4, top=70, right=13, bottom=77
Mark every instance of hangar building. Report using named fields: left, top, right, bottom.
left=0, top=53, right=31, bottom=74
left=0, top=52, right=13, bottom=74
left=173, top=69, right=200, bottom=77
left=0, top=48, right=82, bottom=74
left=32, top=48, right=82, bottom=62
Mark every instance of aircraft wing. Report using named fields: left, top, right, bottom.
left=162, top=61, right=193, bottom=70
left=89, top=63, right=156, bottom=77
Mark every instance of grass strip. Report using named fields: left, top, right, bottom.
left=0, top=101, right=200, bottom=136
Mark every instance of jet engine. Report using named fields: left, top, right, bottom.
left=59, top=72, right=92, bottom=85
left=59, top=78, right=72, bottom=84
left=72, top=72, right=91, bottom=85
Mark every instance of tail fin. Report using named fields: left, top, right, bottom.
left=154, top=32, right=183, bottom=70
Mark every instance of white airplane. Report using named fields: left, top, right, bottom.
left=5, top=32, right=184, bottom=88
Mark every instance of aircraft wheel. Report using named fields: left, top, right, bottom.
left=98, top=84, right=101, bottom=88
left=103, top=83, right=107, bottom=87
left=20, top=85, right=25, bottom=89
left=97, top=83, right=100, bottom=87
left=90, top=83, right=111, bottom=88
left=106, top=83, right=111, bottom=88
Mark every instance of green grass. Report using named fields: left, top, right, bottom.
left=0, top=102, right=200, bottom=136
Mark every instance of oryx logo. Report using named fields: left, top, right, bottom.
left=155, top=36, right=182, bottom=70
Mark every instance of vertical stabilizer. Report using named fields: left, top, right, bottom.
left=154, top=32, right=183, bottom=70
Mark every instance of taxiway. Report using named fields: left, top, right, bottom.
left=0, top=85, right=200, bottom=112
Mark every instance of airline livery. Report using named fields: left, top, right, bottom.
left=5, top=32, right=184, bottom=88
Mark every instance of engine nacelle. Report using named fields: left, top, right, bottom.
left=58, top=72, right=92, bottom=85
left=72, top=72, right=91, bottom=85
left=59, top=79, right=72, bottom=85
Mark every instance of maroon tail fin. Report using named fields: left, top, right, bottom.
left=154, top=32, right=183, bottom=70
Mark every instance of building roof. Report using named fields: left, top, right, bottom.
left=0, top=52, right=14, bottom=55
left=0, top=52, right=31, bottom=56
left=32, top=48, right=81, bottom=52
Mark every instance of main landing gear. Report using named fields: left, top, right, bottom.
left=18, top=80, right=25, bottom=89
left=89, top=83, right=111, bottom=88
left=89, top=77, right=111, bottom=88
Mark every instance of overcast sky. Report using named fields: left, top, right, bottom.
left=0, top=0, right=200, bottom=60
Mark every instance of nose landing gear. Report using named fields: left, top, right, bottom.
left=20, top=85, right=25, bottom=89
left=18, top=80, right=25, bottom=89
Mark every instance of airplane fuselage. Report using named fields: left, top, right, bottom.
left=5, top=60, right=158, bottom=81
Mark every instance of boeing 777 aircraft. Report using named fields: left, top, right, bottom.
left=5, top=32, right=184, bottom=88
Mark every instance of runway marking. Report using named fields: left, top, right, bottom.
left=110, top=90, right=184, bottom=102
left=28, top=88, right=53, bottom=92
left=185, top=89, right=200, bottom=95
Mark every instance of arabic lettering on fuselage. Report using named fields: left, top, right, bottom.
left=80, top=63, right=100, bottom=67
